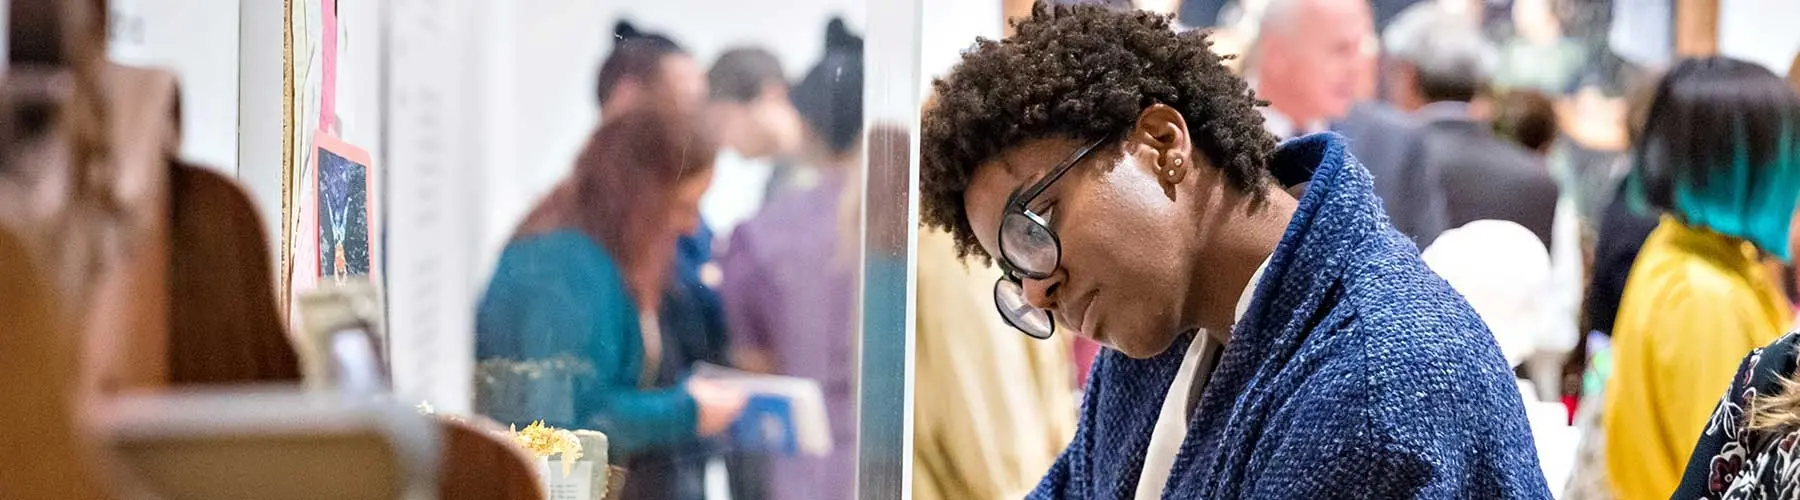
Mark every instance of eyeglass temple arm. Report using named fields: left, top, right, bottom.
left=1014, top=137, right=1109, bottom=205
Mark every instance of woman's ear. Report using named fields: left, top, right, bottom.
left=1131, top=104, right=1193, bottom=188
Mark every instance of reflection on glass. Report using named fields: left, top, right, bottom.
left=472, top=6, right=868, bottom=500
left=720, top=19, right=864, bottom=500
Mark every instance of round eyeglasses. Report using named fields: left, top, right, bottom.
left=993, top=137, right=1109, bottom=339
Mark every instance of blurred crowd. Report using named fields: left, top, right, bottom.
left=10, top=0, right=1800, bottom=499
left=472, top=16, right=873, bottom=500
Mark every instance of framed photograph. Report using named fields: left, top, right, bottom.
left=309, top=132, right=379, bottom=286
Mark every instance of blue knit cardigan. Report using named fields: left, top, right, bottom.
left=1029, top=134, right=1551, bottom=499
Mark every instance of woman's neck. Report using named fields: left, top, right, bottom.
left=631, top=282, right=661, bottom=315
left=1190, top=187, right=1297, bottom=343
left=623, top=244, right=669, bottom=315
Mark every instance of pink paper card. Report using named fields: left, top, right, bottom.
left=320, top=0, right=338, bottom=127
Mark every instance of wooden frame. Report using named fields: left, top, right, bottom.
left=281, top=0, right=294, bottom=315
left=1675, top=0, right=1720, bottom=57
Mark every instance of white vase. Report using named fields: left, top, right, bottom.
left=536, top=457, right=595, bottom=500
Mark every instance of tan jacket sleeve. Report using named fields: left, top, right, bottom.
left=912, top=229, right=1077, bottom=500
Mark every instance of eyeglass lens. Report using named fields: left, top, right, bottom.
left=1000, top=211, right=1059, bottom=279
left=995, top=279, right=1054, bottom=338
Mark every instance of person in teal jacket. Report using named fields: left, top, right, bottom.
left=474, top=107, right=746, bottom=500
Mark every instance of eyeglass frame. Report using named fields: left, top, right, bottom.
left=993, top=136, right=1112, bottom=339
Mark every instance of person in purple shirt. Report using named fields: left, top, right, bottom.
left=718, top=18, right=863, bottom=500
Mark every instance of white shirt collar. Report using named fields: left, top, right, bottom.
left=1259, top=107, right=1327, bottom=140
left=698, top=148, right=776, bottom=241
left=1234, top=254, right=1274, bottom=324
left=1417, top=100, right=1475, bottom=124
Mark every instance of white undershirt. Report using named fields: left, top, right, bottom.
left=698, top=148, right=776, bottom=242
left=1258, top=107, right=1327, bottom=140
left=1134, top=255, right=1272, bottom=499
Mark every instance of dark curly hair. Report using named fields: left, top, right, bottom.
left=920, top=1, right=1276, bottom=261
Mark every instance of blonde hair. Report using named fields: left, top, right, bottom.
left=1749, top=366, right=1800, bottom=431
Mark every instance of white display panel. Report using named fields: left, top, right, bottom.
left=383, top=0, right=481, bottom=413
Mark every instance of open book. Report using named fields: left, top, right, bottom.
left=691, top=363, right=832, bottom=457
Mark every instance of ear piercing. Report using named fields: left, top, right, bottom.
left=1165, top=157, right=1184, bottom=177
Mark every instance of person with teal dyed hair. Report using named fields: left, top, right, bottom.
left=1625, top=57, right=1800, bottom=261
left=1602, top=56, right=1800, bottom=499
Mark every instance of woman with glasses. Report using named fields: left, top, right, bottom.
left=920, top=3, right=1549, bottom=498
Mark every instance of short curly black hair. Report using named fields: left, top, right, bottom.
left=921, top=2, right=1276, bottom=261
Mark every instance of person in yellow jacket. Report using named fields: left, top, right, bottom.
left=912, top=228, right=1077, bottom=500
left=1602, top=56, right=1800, bottom=499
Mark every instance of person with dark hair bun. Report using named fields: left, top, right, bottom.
left=717, top=17, right=864, bottom=500
left=786, top=17, right=864, bottom=172
left=596, top=20, right=705, bottom=116
left=921, top=3, right=1549, bottom=498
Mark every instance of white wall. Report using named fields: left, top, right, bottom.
left=107, top=0, right=241, bottom=173
left=920, top=0, right=1002, bottom=94
left=1719, top=0, right=1800, bottom=76
left=478, top=0, right=869, bottom=273
left=236, top=0, right=286, bottom=266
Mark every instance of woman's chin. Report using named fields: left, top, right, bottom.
left=1107, top=335, right=1155, bottom=359
left=1112, top=331, right=1182, bottom=359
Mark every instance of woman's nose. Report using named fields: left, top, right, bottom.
left=1020, top=271, right=1062, bottom=311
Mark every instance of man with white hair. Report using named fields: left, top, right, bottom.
left=1249, top=0, right=1372, bottom=138
left=1386, top=2, right=1560, bottom=250
left=1252, top=0, right=1454, bottom=243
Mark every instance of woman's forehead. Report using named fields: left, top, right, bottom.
left=968, top=140, right=1062, bottom=206
left=963, top=137, right=1091, bottom=239
left=992, top=137, right=1088, bottom=182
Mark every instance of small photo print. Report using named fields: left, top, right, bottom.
left=313, top=134, right=374, bottom=283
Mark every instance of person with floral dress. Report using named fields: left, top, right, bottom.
left=1675, top=332, right=1800, bottom=499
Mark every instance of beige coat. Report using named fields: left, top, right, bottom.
left=911, top=228, right=1077, bottom=500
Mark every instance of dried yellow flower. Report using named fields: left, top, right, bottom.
left=510, top=421, right=584, bottom=475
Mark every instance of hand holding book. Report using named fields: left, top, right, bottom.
left=687, top=378, right=749, bottom=437
left=689, top=362, right=833, bottom=457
